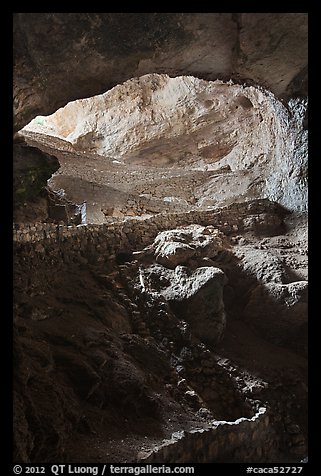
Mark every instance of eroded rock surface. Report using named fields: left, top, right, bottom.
left=13, top=12, right=308, bottom=465
left=151, top=225, right=224, bottom=269
left=13, top=143, right=59, bottom=204
left=134, top=225, right=227, bottom=345
left=20, top=74, right=308, bottom=213
left=21, top=75, right=277, bottom=169
left=14, top=13, right=307, bottom=131
left=139, top=264, right=226, bottom=346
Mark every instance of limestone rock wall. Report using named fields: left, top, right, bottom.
left=265, top=98, right=308, bottom=211
left=13, top=200, right=307, bottom=355
left=13, top=143, right=59, bottom=203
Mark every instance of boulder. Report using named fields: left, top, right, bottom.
left=243, top=280, right=308, bottom=351
left=140, top=264, right=227, bottom=345
left=152, top=225, right=224, bottom=269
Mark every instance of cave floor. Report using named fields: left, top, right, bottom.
left=62, top=316, right=307, bottom=463
left=14, top=210, right=307, bottom=463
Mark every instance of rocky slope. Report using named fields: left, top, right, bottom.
left=13, top=12, right=308, bottom=465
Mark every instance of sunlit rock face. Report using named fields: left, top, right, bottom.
left=21, top=75, right=287, bottom=169
left=12, top=14, right=309, bottom=464
left=21, top=74, right=307, bottom=212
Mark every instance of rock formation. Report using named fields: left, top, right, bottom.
left=13, top=200, right=308, bottom=462
left=136, top=225, right=227, bottom=345
left=20, top=74, right=308, bottom=213
left=13, top=12, right=308, bottom=465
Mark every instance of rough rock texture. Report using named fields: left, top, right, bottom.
left=137, top=225, right=227, bottom=344
left=13, top=201, right=308, bottom=462
left=13, top=143, right=59, bottom=203
left=150, top=225, right=224, bottom=269
left=21, top=75, right=279, bottom=169
left=13, top=13, right=307, bottom=131
left=243, top=280, right=308, bottom=347
left=265, top=98, right=308, bottom=211
left=13, top=12, right=308, bottom=465
left=139, top=264, right=226, bottom=346
left=20, top=74, right=308, bottom=212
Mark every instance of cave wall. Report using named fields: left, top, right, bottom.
left=265, top=98, right=308, bottom=211
left=12, top=14, right=308, bottom=464
left=14, top=13, right=308, bottom=131
left=13, top=144, right=59, bottom=203
left=20, top=72, right=308, bottom=213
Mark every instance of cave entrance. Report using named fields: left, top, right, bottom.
left=17, top=73, right=299, bottom=225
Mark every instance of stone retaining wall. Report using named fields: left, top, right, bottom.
left=137, top=407, right=275, bottom=463
left=13, top=199, right=284, bottom=246
left=13, top=200, right=287, bottom=275
left=12, top=212, right=240, bottom=280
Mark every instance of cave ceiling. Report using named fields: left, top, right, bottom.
left=13, top=13, right=308, bottom=131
